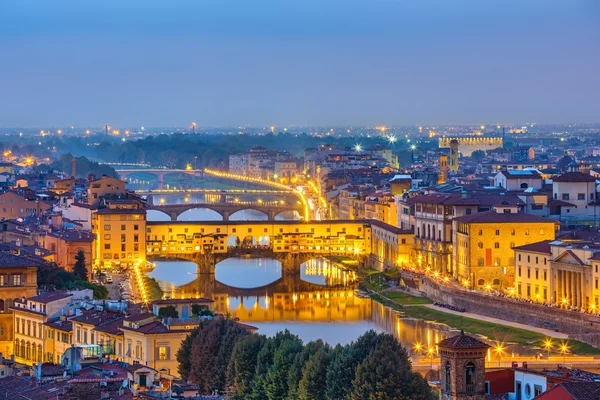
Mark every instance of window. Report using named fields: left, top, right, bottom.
left=578, top=193, right=585, bottom=200
left=445, top=361, right=452, bottom=392
left=518, top=267, right=521, bottom=277
left=465, top=362, right=475, bottom=391
left=494, top=242, right=500, bottom=249
left=527, top=268, right=531, bottom=278
left=159, top=346, right=167, bottom=360
left=539, top=229, right=544, bottom=235
left=494, top=258, right=500, bottom=266
left=562, top=193, right=570, bottom=200
left=134, top=224, right=139, bottom=230
left=511, top=229, right=516, bottom=236
left=478, top=230, right=483, bottom=236
left=104, top=244, right=111, bottom=250
left=13, top=274, right=21, bottom=286
left=104, top=224, right=111, bottom=230
left=121, top=224, right=126, bottom=230
left=535, top=269, right=539, bottom=279
left=477, top=258, right=484, bottom=266
left=104, top=234, right=111, bottom=240
left=495, top=230, right=500, bottom=235
left=478, top=242, right=483, bottom=249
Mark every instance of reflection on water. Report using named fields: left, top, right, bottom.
left=215, top=258, right=282, bottom=288
left=147, top=259, right=541, bottom=354
left=301, top=258, right=357, bottom=286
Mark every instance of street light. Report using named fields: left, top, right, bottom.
left=388, top=136, right=397, bottom=144
left=410, top=144, right=417, bottom=162
left=494, top=344, right=504, bottom=367
left=543, top=338, right=553, bottom=358
left=560, top=343, right=569, bottom=363
left=354, top=144, right=362, bottom=152
left=426, top=347, right=434, bottom=370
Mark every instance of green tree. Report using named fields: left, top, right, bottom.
left=73, top=250, right=88, bottom=281
left=227, top=334, right=267, bottom=399
left=297, top=347, right=329, bottom=400
left=470, top=149, right=486, bottom=160
left=265, top=337, right=304, bottom=400
left=158, top=306, right=179, bottom=318
left=325, top=345, right=356, bottom=400
left=192, top=304, right=212, bottom=317
left=287, top=340, right=326, bottom=400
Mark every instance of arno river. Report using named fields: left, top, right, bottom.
left=145, top=192, right=540, bottom=359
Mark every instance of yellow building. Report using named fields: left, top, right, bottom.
left=43, top=317, right=74, bottom=364
left=12, top=292, right=73, bottom=365
left=145, top=220, right=371, bottom=259
left=453, top=208, right=556, bottom=290
left=514, top=240, right=600, bottom=311
left=0, top=253, right=40, bottom=356
left=92, top=200, right=146, bottom=270
left=368, top=220, right=413, bottom=271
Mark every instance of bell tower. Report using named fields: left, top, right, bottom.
left=439, top=331, right=489, bottom=400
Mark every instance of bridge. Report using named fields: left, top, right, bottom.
left=145, top=219, right=371, bottom=274
left=116, top=168, right=204, bottom=189
left=147, top=201, right=304, bottom=221
left=438, top=136, right=503, bottom=157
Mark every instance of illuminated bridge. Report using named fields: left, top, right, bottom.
left=147, top=201, right=304, bottom=221
left=116, top=168, right=204, bottom=189
left=145, top=220, right=371, bottom=274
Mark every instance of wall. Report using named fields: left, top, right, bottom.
left=414, top=274, right=600, bottom=337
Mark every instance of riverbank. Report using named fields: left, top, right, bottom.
left=361, top=281, right=600, bottom=355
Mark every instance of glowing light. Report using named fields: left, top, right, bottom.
left=186, top=164, right=192, bottom=171
left=354, top=144, right=362, bottom=152
left=388, top=136, right=397, bottom=143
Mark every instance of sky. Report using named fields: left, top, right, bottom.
left=1, top=0, right=599, bottom=128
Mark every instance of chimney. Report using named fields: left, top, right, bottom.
left=522, top=362, right=528, bottom=369
left=461, top=190, right=468, bottom=199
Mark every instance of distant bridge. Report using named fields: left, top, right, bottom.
left=147, top=202, right=303, bottom=221
left=438, top=136, right=503, bottom=156
left=116, top=168, right=204, bottom=189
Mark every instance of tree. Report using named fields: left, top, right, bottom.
left=265, top=337, right=304, bottom=400
left=192, top=304, right=212, bottom=317
left=470, top=149, right=486, bottom=160
left=325, top=345, right=356, bottom=400
left=227, top=334, right=266, bottom=399
left=297, top=347, right=329, bottom=400
left=158, top=306, right=179, bottom=318
left=73, top=250, right=88, bottom=281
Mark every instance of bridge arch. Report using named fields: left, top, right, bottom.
left=177, top=207, right=224, bottom=221
left=146, top=209, right=172, bottom=222
left=229, top=208, right=269, bottom=221
left=274, top=210, right=302, bottom=221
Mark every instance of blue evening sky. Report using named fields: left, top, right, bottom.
left=1, top=0, right=598, bottom=127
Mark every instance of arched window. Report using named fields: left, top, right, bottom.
left=478, top=242, right=483, bottom=249
left=445, top=361, right=452, bottom=392
left=465, top=362, right=476, bottom=392
left=520, top=183, right=528, bottom=189
left=510, top=242, right=515, bottom=248
left=38, top=345, right=43, bottom=363
left=0, top=324, right=4, bottom=338
left=493, top=278, right=500, bottom=286
left=494, top=258, right=501, bottom=266
left=477, top=258, right=484, bottom=266
left=26, top=342, right=31, bottom=361
left=427, top=225, right=431, bottom=239
left=494, top=242, right=500, bottom=249
left=0, top=299, right=4, bottom=312
left=477, top=278, right=485, bottom=286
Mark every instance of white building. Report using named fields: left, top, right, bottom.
left=494, top=170, right=543, bottom=191
left=551, top=165, right=600, bottom=226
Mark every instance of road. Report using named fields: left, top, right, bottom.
left=104, top=274, right=124, bottom=300
left=421, top=304, right=569, bottom=339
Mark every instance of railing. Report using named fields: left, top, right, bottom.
left=466, top=384, right=475, bottom=394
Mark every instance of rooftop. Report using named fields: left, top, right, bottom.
left=512, top=240, right=553, bottom=254
left=453, top=210, right=556, bottom=224
left=552, top=172, right=597, bottom=183
left=438, top=331, right=490, bottom=349
left=28, top=291, right=72, bottom=304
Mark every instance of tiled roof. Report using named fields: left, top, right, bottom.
left=70, top=310, right=123, bottom=326
left=557, top=382, right=600, bottom=399
left=553, top=172, right=596, bottom=183
left=28, top=291, right=72, bottom=304
left=512, top=240, right=552, bottom=254
left=438, top=331, right=489, bottom=349
left=95, top=208, right=144, bottom=215
left=123, top=312, right=156, bottom=322
left=43, top=319, right=73, bottom=332
left=40, top=362, right=66, bottom=377
left=126, top=363, right=157, bottom=373
left=48, top=230, right=95, bottom=242
left=453, top=210, right=555, bottom=224
left=120, top=320, right=170, bottom=334
left=0, top=252, right=47, bottom=268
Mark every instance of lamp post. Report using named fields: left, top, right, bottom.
left=427, top=347, right=434, bottom=371
left=495, top=344, right=504, bottom=367
left=560, top=343, right=569, bottom=364
left=410, top=145, right=416, bottom=163
left=543, top=339, right=553, bottom=359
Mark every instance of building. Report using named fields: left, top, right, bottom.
left=228, top=153, right=248, bottom=176
left=453, top=208, right=556, bottom=289
left=41, top=230, right=95, bottom=277
left=274, top=161, right=297, bottom=183
left=0, top=253, right=40, bottom=356
left=493, top=170, right=543, bottom=191
left=514, top=240, right=600, bottom=311
left=92, top=200, right=146, bottom=270
left=48, top=178, right=75, bottom=195
left=87, top=176, right=126, bottom=206
left=534, top=382, right=600, bottom=400
left=510, top=146, right=535, bottom=162
left=12, top=291, right=73, bottom=365
left=390, top=175, right=412, bottom=196
left=439, top=331, right=489, bottom=400
left=368, top=220, right=413, bottom=271
left=551, top=166, right=599, bottom=226
left=0, top=191, right=52, bottom=221
left=449, top=139, right=459, bottom=172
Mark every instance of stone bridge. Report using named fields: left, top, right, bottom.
left=155, top=247, right=319, bottom=274
left=147, top=203, right=303, bottom=221
left=116, top=169, right=204, bottom=189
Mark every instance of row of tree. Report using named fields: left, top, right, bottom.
left=177, top=318, right=435, bottom=400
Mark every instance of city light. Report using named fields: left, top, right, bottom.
left=354, top=144, right=362, bottom=152
left=388, top=136, right=397, bottom=144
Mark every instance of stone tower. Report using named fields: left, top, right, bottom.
left=439, top=331, right=489, bottom=400
left=439, top=154, right=449, bottom=184
left=449, top=139, right=459, bottom=173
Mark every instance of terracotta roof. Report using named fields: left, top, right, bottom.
left=28, top=291, right=72, bottom=304
left=548, top=199, right=576, bottom=207
left=48, top=230, right=95, bottom=242
left=126, top=363, right=157, bottom=373
left=120, top=320, right=170, bottom=334
left=553, top=172, right=596, bottom=183
left=367, top=219, right=413, bottom=234
left=40, top=363, right=66, bottom=377
left=512, top=240, right=552, bottom=254
left=0, top=252, right=47, bottom=268
left=438, top=331, right=490, bottom=349
left=123, top=312, right=156, bottom=322
left=44, top=319, right=73, bottom=332
left=95, top=208, right=144, bottom=215
left=453, top=210, right=555, bottom=224
left=554, top=382, right=600, bottom=399
left=70, top=309, right=123, bottom=326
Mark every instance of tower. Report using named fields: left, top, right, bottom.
left=439, top=331, right=489, bottom=400
left=449, top=139, right=459, bottom=173
left=439, top=154, right=449, bottom=184
left=71, top=157, right=76, bottom=178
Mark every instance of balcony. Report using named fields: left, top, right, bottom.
left=466, top=384, right=475, bottom=394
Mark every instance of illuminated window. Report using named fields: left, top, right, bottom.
left=159, top=346, right=167, bottom=360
